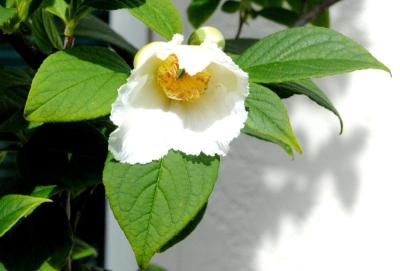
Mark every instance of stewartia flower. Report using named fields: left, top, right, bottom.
left=109, top=29, right=249, bottom=164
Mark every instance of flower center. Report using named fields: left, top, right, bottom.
left=157, top=54, right=211, bottom=102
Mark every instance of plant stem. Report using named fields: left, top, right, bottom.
left=64, top=36, right=75, bottom=49
left=294, top=0, right=341, bottom=26
left=235, top=10, right=246, bottom=39
left=0, top=31, right=45, bottom=69
left=64, top=191, right=72, bottom=271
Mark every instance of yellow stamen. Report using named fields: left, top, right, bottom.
left=157, top=54, right=211, bottom=102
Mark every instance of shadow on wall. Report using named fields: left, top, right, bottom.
left=153, top=1, right=368, bottom=271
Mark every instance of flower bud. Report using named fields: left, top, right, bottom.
left=188, top=26, right=225, bottom=50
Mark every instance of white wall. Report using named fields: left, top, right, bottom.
left=107, top=1, right=400, bottom=270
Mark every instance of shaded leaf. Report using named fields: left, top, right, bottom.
left=0, top=194, right=51, bottom=237
left=187, top=0, right=221, bottom=28
left=268, top=79, right=343, bottom=133
left=72, top=238, right=97, bottom=260
left=75, top=15, right=136, bottom=55
left=0, top=204, right=72, bottom=271
left=32, top=9, right=63, bottom=54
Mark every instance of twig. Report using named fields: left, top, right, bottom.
left=294, top=0, right=341, bottom=26
left=64, top=191, right=72, bottom=271
left=235, top=10, right=246, bottom=39
left=0, top=31, right=45, bottom=69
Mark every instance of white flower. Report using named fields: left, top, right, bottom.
left=109, top=34, right=249, bottom=164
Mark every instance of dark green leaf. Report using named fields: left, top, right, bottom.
left=0, top=194, right=51, bottom=237
left=18, top=123, right=108, bottom=196
left=24, top=46, right=130, bottom=122
left=129, top=0, right=182, bottom=40
left=268, top=79, right=343, bottom=133
left=30, top=185, right=62, bottom=198
left=83, top=0, right=144, bottom=10
left=72, top=238, right=98, bottom=260
left=103, top=151, right=220, bottom=269
left=243, top=83, right=301, bottom=157
left=257, top=7, right=299, bottom=26
left=75, top=15, right=136, bottom=55
left=221, top=0, right=240, bottom=13
left=32, top=9, right=63, bottom=54
left=0, top=204, right=72, bottom=271
left=187, top=0, right=221, bottom=28
left=225, top=38, right=257, bottom=54
left=0, top=68, right=31, bottom=133
left=253, top=0, right=284, bottom=7
left=237, top=27, right=390, bottom=83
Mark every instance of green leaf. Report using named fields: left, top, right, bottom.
left=243, top=83, right=301, bottom=157
left=237, top=26, right=390, bottom=83
left=221, top=0, right=240, bottom=13
left=0, top=6, right=17, bottom=27
left=0, top=68, right=30, bottom=133
left=257, top=7, right=299, bottom=26
left=42, top=0, right=69, bottom=22
left=308, top=0, right=330, bottom=27
left=83, top=0, right=143, bottom=10
left=75, top=15, right=136, bottom=55
left=286, top=0, right=303, bottom=11
left=253, top=0, right=284, bottom=7
left=129, top=0, right=182, bottom=40
left=159, top=203, right=207, bottom=252
left=32, top=9, right=63, bottom=54
left=18, top=123, right=108, bottom=196
left=30, top=185, right=62, bottom=198
left=268, top=79, right=343, bottom=133
left=225, top=38, right=258, bottom=54
left=0, top=194, right=51, bottom=237
left=103, top=151, right=220, bottom=269
left=72, top=238, right=98, bottom=260
left=187, top=0, right=221, bottom=28
left=24, top=46, right=130, bottom=122
left=0, top=204, right=72, bottom=271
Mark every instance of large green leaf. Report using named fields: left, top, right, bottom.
left=268, top=79, right=343, bottom=133
left=0, top=194, right=51, bottom=237
left=237, top=27, right=389, bottom=83
left=243, top=83, right=301, bottom=157
left=129, top=0, right=182, bottom=40
left=24, top=46, right=130, bottom=122
left=103, top=151, right=220, bottom=269
left=75, top=15, right=136, bottom=54
left=187, top=0, right=221, bottom=28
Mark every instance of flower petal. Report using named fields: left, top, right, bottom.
left=109, top=35, right=249, bottom=164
